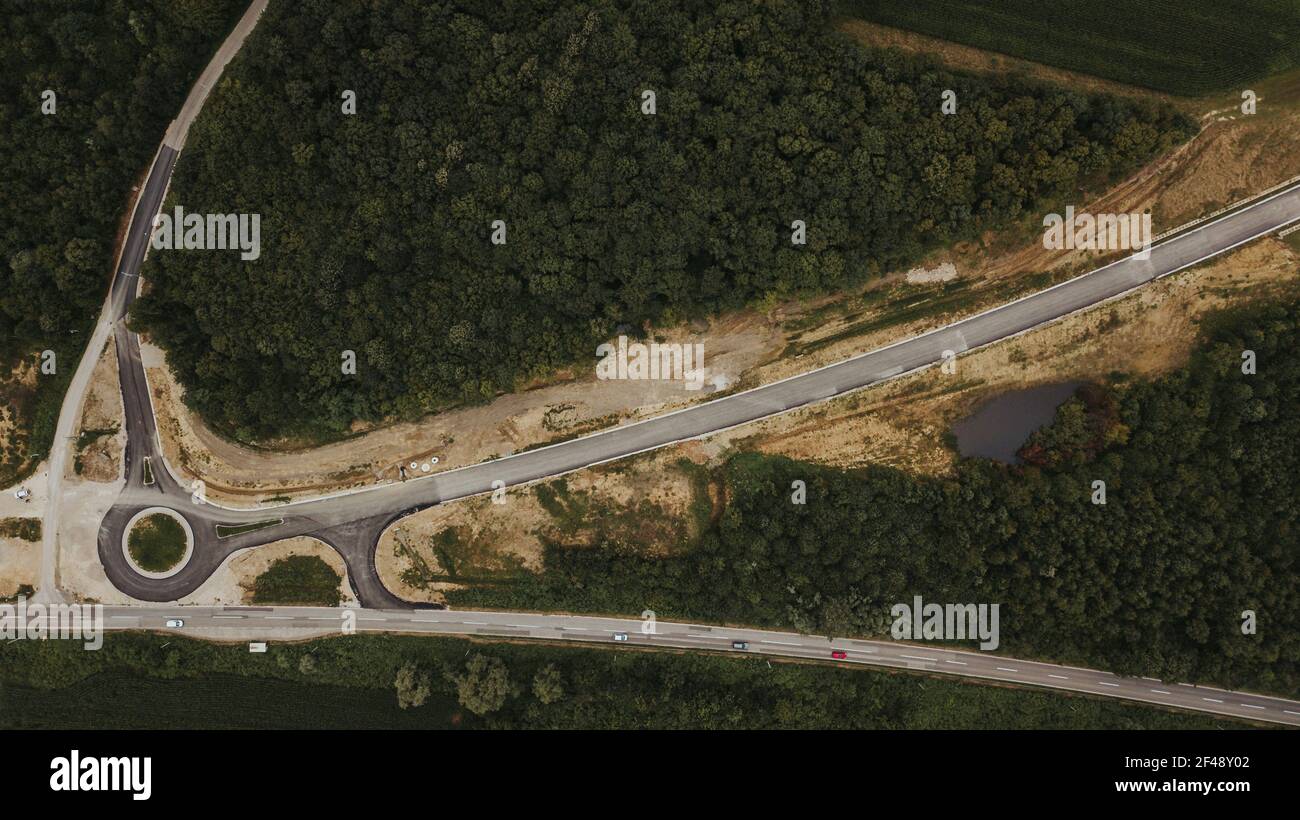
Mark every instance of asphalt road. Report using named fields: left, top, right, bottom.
left=63, top=0, right=1300, bottom=727
left=97, top=172, right=1300, bottom=605
left=21, top=604, right=1296, bottom=727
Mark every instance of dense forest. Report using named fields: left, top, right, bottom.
left=0, top=0, right=246, bottom=344
left=0, top=633, right=1229, bottom=729
left=133, top=0, right=1193, bottom=440
left=453, top=302, right=1300, bottom=697
left=0, top=0, right=244, bottom=477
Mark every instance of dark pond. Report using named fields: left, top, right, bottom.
left=951, top=381, right=1083, bottom=463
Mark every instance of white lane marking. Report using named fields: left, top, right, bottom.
left=945, top=660, right=967, bottom=666
left=1097, top=681, right=1120, bottom=687
left=465, top=621, right=488, bottom=625
left=308, top=616, right=335, bottom=620
left=266, top=616, right=291, bottom=620
left=211, top=615, right=243, bottom=619
left=1284, top=710, right=1300, bottom=716
left=411, top=618, right=439, bottom=623
left=762, top=640, right=801, bottom=647
left=899, top=654, right=934, bottom=662
left=1203, top=698, right=1225, bottom=704
left=1150, top=689, right=1172, bottom=695
left=562, top=627, right=588, bottom=631
left=996, top=667, right=1018, bottom=673
left=110, top=615, right=135, bottom=619
left=1049, top=674, right=1069, bottom=680
left=1241, top=704, right=1265, bottom=710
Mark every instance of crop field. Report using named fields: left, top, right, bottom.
left=839, top=0, right=1300, bottom=96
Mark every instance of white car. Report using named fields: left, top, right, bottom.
left=165, top=619, right=184, bottom=628
left=13, top=487, right=30, bottom=501
left=612, top=632, right=629, bottom=642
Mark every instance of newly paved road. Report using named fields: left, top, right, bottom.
left=23, top=604, right=1295, bottom=727
left=58, top=0, right=1300, bottom=726
left=97, top=174, right=1300, bottom=605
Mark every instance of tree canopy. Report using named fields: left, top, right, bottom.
left=133, top=0, right=1193, bottom=440
left=0, top=0, right=245, bottom=347
left=454, top=301, right=1300, bottom=697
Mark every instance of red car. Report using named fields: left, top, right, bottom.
left=831, top=650, right=848, bottom=660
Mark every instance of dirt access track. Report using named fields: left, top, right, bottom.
left=141, top=32, right=1300, bottom=507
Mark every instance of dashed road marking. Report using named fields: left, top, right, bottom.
left=1049, top=674, right=1069, bottom=680
left=996, top=667, right=1018, bottom=673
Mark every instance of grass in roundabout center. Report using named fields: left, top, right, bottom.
left=127, top=513, right=187, bottom=572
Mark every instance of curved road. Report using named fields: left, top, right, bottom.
left=97, top=153, right=1300, bottom=605
left=56, top=0, right=1300, bottom=725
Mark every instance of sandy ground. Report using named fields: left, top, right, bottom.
left=67, top=337, right=124, bottom=483
left=128, top=30, right=1300, bottom=512
left=376, top=448, right=709, bottom=603
left=0, top=531, right=40, bottom=598
left=145, top=117, right=1300, bottom=507
left=142, top=313, right=780, bottom=506
left=384, top=238, right=1297, bottom=588
left=730, top=238, right=1300, bottom=474
left=179, top=536, right=356, bottom=607
left=0, top=463, right=47, bottom=518
left=55, top=474, right=131, bottom=604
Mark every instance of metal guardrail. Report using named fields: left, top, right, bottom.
left=1151, top=172, right=1300, bottom=243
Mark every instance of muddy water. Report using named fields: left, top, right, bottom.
left=951, top=381, right=1083, bottom=463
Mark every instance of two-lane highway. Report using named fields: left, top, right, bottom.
left=36, top=0, right=1300, bottom=727
left=28, top=605, right=1295, bottom=727
left=96, top=174, right=1300, bottom=603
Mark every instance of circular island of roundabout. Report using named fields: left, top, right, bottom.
left=122, top=507, right=194, bottom=579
